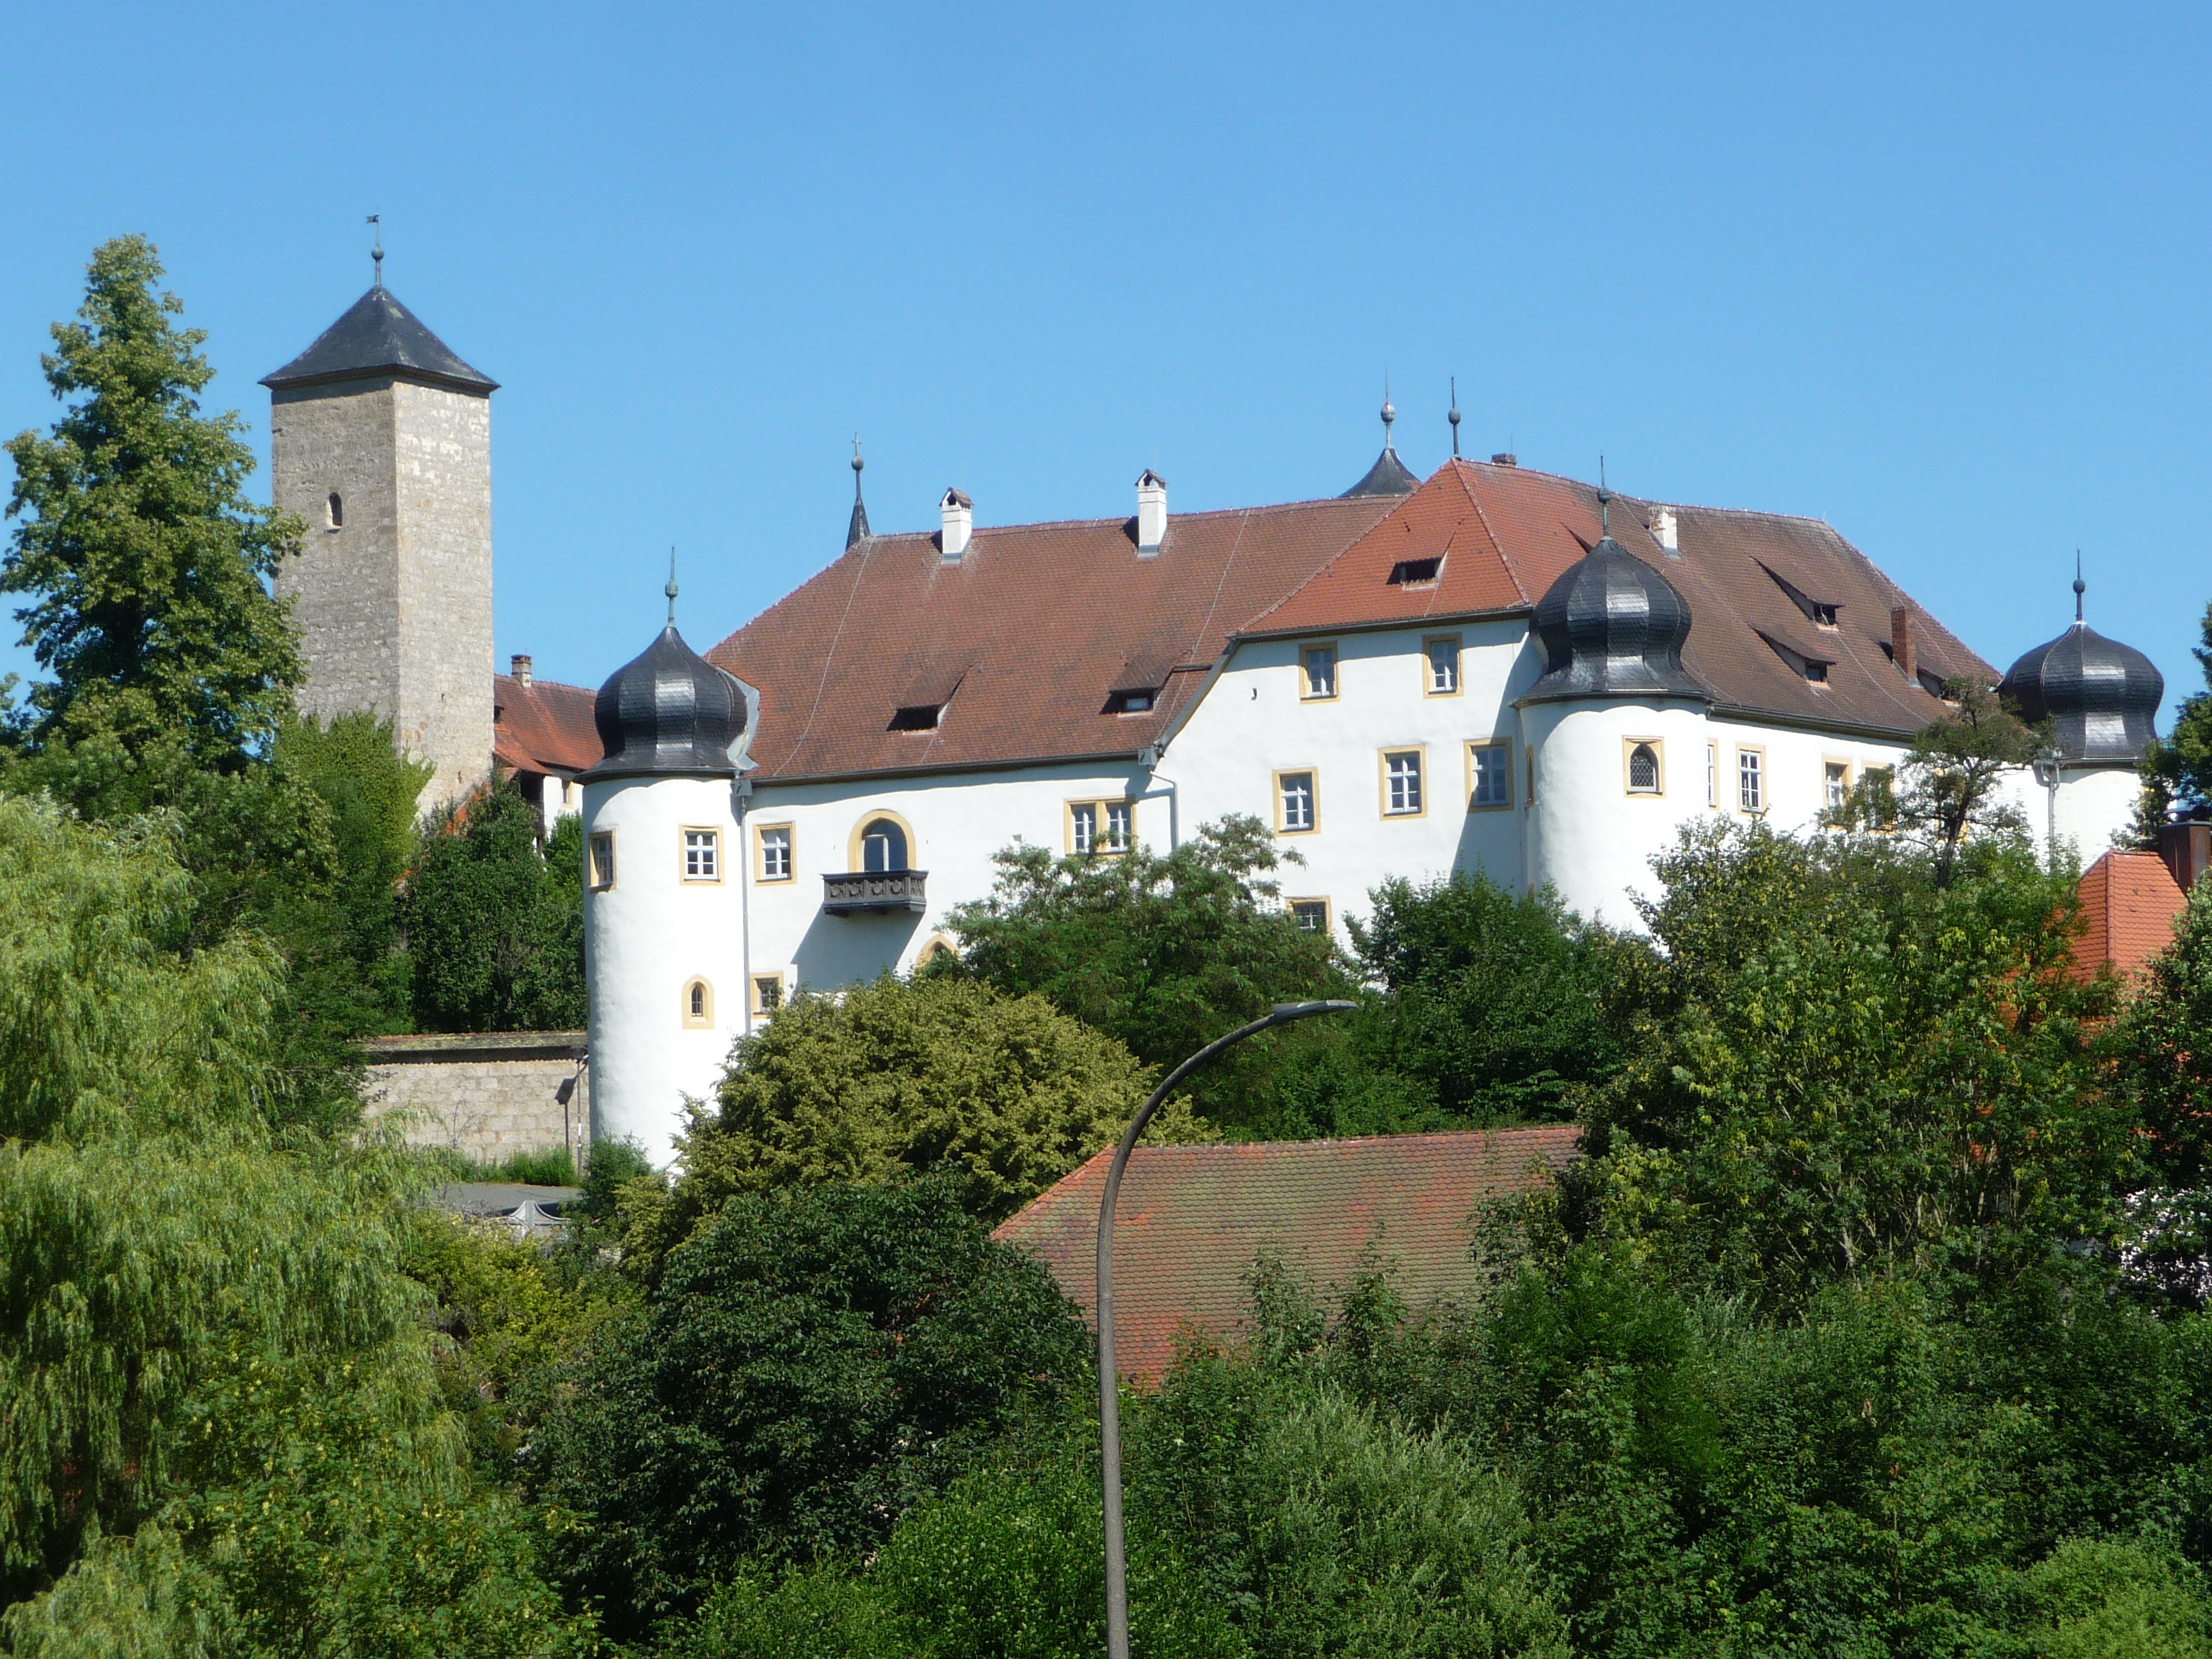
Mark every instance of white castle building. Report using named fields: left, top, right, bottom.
left=267, top=280, right=2166, bottom=1165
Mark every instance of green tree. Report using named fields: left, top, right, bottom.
left=404, top=781, right=585, bottom=1033
left=666, top=974, right=1159, bottom=1244
left=1833, top=679, right=2042, bottom=886
left=943, top=817, right=1345, bottom=1128
left=1348, top=873, right=1627, bottom=1125
left=529, top=1179, right=1092, bottom=1636
left=0, top=795, right=589, bottom=1653
left=2, top=235, right=302, bottom=773
left=2142, top=598, right=2212, bottom=833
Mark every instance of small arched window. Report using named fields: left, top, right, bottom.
left=325, top=491, right=344, bottom=529
left=1627, top=742, right=1662, bottom=794
left=682, top=977, right=714, bottom=1029
left=860, top=817, right=909, bottom=873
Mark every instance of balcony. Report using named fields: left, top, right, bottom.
left=822, top=868, right=928, bottom=917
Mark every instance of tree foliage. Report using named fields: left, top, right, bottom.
left=663, top=974, right=1160, bottom=1247
left=405, top=781, right=586, bottom=1033
left=530, top=1179, right=1092, bottom=1636
left=2142, top=598, right=2212, bottom=832
left=1, top=235, right=301, bottom=768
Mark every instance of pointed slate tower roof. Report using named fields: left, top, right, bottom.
left=1341, top=393, right=1418, bottom=498
left=261, top=286, right=498, bottom=395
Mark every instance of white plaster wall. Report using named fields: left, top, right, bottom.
left=583, top=774, right=745, bottom=1166
left=1993, top=763, right=2143, bottom=865
left=1524, top=700, right=1716, bottom=928
left=741, top=760, right=1154, bottom=1000
left=1165, top=619, right=1546, bottom=941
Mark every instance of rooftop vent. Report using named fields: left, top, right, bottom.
left=1387, top=557, right=1443, bottom=587
left=1136, top=469, right=1167, bottom=555
left=940, top=487, right=973, bottom=563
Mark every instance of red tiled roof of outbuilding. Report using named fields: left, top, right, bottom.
left=1254, top=459, right=1991, bottom=737
left=493, top=674, right=603, bottom=777
left=2073, top=850, right=2188, bottom=983
left=991, top=1125, right=1580, bottom=1384
left=706, top=495, right=1397, bottom=783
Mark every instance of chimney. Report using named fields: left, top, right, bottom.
left=1491, top=452, right=1518, bottom=467
left=511, top=653, right=533, bottom=689
left=2162, top=821, right=2211, bottom=891
left=1649, top=505, right=1680, bottom=556
left=1136, top=469, right=1168, bottom=554
left=1891, top=607, right=1916, bottom=684
left=940, top=487, right=973, bottom=562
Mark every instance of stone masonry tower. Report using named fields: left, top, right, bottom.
left=261, top=270, right=497, bottom=813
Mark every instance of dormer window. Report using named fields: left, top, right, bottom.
left=1759, top=562, right=1840, bottom=630
left=888, top=704, right=941, bottom=732
left=1387, top=557, right=1442, bottom=587
left=1104, top=688, right=1154, bottom=715
left=1812, top=603, right=1839, bottom=629
left=1760, top=631, right=1835, bottom=687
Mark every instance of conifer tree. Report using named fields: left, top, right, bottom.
left=2, top=235, right=302, bottom=775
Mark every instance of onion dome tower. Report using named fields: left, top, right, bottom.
left=1518, top=475, right=1712, bottom=930
left=1997, top=566, right=2164, bottom=860
left=1341, top=391, right=1419, bottom=498
left=579, top=566, right=751, bottom=1167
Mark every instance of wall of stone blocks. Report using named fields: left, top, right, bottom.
left=361, top=1033, right=590, bottom=1167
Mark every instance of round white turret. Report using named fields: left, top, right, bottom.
left=580, top=621, right=750, bottom=1167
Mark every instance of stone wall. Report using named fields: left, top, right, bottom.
left=361, top=1032, right=589, bottom=1167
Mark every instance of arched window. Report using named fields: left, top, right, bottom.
left=682, top=977, right=714, bottom=1029
left=325, top=491, right=343, bottom=529
left=1627, top=742, right=1661, bottom=795
left=860, top=817, right=909, bottom=873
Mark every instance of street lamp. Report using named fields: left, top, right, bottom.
left=1096, top=999, right=1356, bottom=1659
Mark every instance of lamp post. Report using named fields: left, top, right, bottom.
left=1097, top=999, right=1356, bottom=1659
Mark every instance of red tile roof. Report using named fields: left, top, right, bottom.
left=992, top=1125, right=1579, bottom=1382
left=1253, top=460, right=1990, bottom=736
left=2073, top=850, right=2188, bottom=982
left=706, top=496, right=1398, bottom=782
left=493, top=674, right=603, bottom=777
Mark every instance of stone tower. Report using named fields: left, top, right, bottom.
left=262, top=275, right=498, bottom=813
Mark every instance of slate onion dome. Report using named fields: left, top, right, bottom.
left=580, top=621, right=747, bottom=781
left=1998, top=572, right=2162, bottom=763
left=1522, top=482, right=1704, bottom=704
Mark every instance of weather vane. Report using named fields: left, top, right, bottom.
left=367, top=212, right=384, bottom=287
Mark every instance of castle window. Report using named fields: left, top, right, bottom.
left=1425, top=636, right=1461, bottom=695
left=1300, top=644, right=1338, bottom=700
left=683, top=978, right=715, bottom=1028
left=917, top=936, right=958, bottom=969
left=1707, top=742, right=1719, bottom=808
left=860, top=817, right=908, bottom=873
left=325, top=491, right=343, bottom=529
left=1737, top=747, right=1766, bottom=813
left=1071, top=802, right=1097, bottom=854
left=1275, top=769, right=1317, bottom=833
left=750, top=974, right=784, bottom=1015
left=755, top=824, right=793, bottom=882
left=1824, top=760, right=1852, bottom=811
left=1467, top=739, right=1512, bottom=809
left=1382, top=748, right=1425, bottom=817
left=589, top=830, right=616, bottom=891
left=1626, top=740, right=1663, bottom=796
left=683, top=828, right=721, bottom=882
left=1067, top=800, right=1134, bottom=855
left=1290, top=898, right=1332, bottom=935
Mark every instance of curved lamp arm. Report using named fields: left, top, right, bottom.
left=1097, top=999, right=1354, bottom=1659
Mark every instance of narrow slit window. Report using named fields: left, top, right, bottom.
left=683, top=978, right=714, bottom=1028
left=1383, top=750, right=1424, bottom=816
left=1706, top=742, right=1719, bottom=808
left=325, top=491, right=343, bottom=529
left=1627, top=742, right=1662, bottom=795
left=589, top=830, right=616, bottom=891
left=683, top=828, right=720, bottom=881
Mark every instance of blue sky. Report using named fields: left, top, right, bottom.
left=1, top=3, right=2207, bottom=719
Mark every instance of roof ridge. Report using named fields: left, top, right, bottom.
left=845, top=493, right=1386, bottom=544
